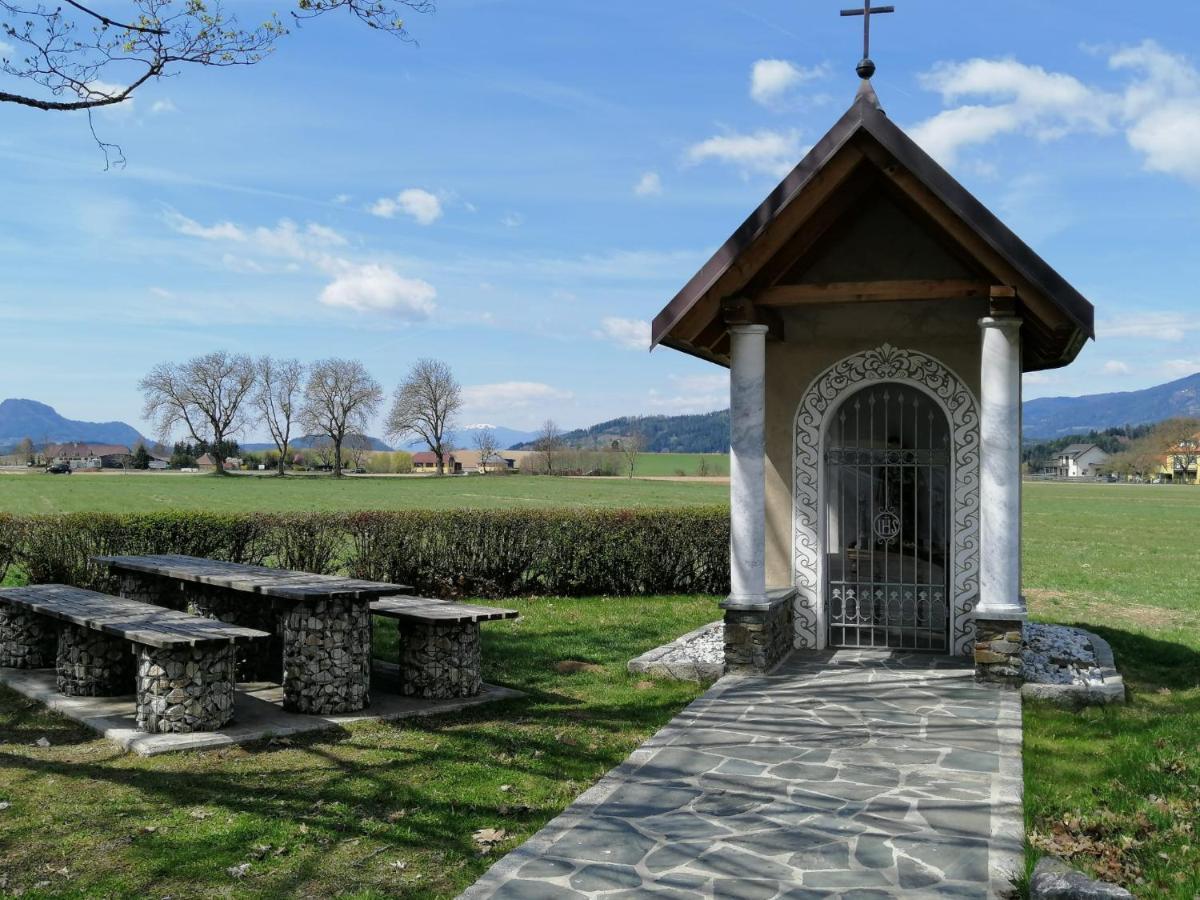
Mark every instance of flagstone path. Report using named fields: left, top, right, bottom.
left=461, top=650, right=1023, bottom=899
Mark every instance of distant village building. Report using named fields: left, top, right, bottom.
left=1048, top=444, right=1109, bottom=478
left=196, top=454, right=242, bottom=471
left=45, top=442, right=131, bottom=470
left=412, top=451, right=463, bottom=474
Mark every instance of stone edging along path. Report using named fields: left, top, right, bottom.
left=462, top=650, right=1024, bottom=899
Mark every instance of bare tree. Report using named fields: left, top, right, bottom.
left=535, top=419, right=561, bottom=476
left=345, top=433, right=371, bottom=471
left=15, top=436, right=34, bottom=465
left=473, top=427, right=500, bottom=475
left=300, top=358, right=382, bottom=477
left=254, top=356, right=305, bottom=477
left=619, top=430, right=641, bottom=479
left=1, top=0, right=435, bottom=165
left=385, top=358, right=462, bottom=476
left=140, top=351, right=256, bottom=475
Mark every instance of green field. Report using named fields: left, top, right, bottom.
left=631, top=452, right=729, bottom=477
left=0, top=471, right=728, bottom=514
left=1021, top=483, right=1200, bottom=897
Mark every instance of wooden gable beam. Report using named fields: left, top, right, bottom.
left=758, top=278, right=991, bottom=307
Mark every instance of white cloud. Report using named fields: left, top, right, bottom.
left=166, top=211, right=436, bottom=318
left=1102, top=360, right=1132, bottom=375
left=318, top=264, right=435, bottom=318
left=462, top=381, right=573, bottom=408
left=1162, top=359, right=1200, bottom=377
left=595, top=317, right=651, bottom=351
left=685, top=129, right=804, bottom=178
left=149, top=286, right=174, bottom=299
left=501, top=212, right=524, bottom=228
left=750, top=59, right=828, bottom=106
left=912, top=42, right=1200, bottom=183
left=647, top=372, right=730, bottom=414
left=0, top=40, right=13, bottom=57
left=333, top=193, right=352, bottom=205
left=634, top=171, right=663, bottom=197
left=150, top=99, right=177, bottom=115
left=369, top=188, right=443, bottom=225
left=1099, top=311, right=1198, bottom=342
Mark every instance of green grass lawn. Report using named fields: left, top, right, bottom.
left=1021, top=482, right=1200, bottom=898
left=0, top=596, right=717, bottom=898
left=0, top=471, right=728, bottom=514
left=1, top=480, right=1197, bottom=897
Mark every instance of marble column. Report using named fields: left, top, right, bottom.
left=977, top=314, right=1026, bottom=621
left=727, top=323, right=768, bottom=605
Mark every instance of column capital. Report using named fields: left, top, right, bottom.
left=729, top=323, right=770, bottom=336
left=978, top=315, right=1022, bottom=332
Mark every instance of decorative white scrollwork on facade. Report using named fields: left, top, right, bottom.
left=792, top=343, right=980, bottom=656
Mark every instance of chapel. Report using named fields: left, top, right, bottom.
left=652, top=69, right=1094, bottom=679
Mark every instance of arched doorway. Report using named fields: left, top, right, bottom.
left=823, top=382, right=950, bottom=650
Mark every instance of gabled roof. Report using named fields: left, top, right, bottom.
left=1060, top=443, right=1102, bottom=458
left=652, top=82, right=1095, bottom=372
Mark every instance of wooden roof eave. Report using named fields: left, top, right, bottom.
left=652, top=85, right=1095, bottom=368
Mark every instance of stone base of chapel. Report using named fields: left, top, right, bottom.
left=974, top=617, right=1025, bottom=685
left=721, top=589, right=796, bottom=675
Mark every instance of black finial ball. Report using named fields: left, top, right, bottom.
left=857, top=57, right=876, bottom=79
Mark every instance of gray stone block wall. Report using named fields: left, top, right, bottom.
left=56, top=623, right=135, bottom=696
left=135, top=643, right=236, bottom=733
left=396, top=621, right=482, bottom=699
left=0, top=604, right=57, bottom=668
left=975, top=618, right=1024, bottom=684
left=184, top=583, right=283, bottom=682
left=723, top=594, right=795, bottom=675
left=281, top=596, right=371, bottom=714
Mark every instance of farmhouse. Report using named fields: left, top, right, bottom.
left=652, top=78, right=1094, bottom=677
left=1049, top=443, right=1110, bottom=478
left=46, top=442, right=130, bottom=470
left=412, top=451, right=463, bottom=473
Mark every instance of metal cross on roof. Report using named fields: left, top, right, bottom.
left=840, top=0, right=895, bottom=80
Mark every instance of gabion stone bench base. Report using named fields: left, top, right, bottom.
left=281, top=596, right=371, bottom=715
left=184, top=582, right=284, bottom=683
left=136, top=643, right=236, bottom=733
left=57, top=623, right=135, bottom=696
left=0, top=605, right=57, bottom=668
left=397, top=621, right=483, bottom=699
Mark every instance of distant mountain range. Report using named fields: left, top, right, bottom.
left=1023, top=372, right=1200, bottom=438
left=0, top=398, right=145, bottom=451
left=394, top=424, right=540, bottom=453
left=511, top=410, right=730, bottom=454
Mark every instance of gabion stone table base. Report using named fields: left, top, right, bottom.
left=118, top=572, right=188, bottom=612
left=0, top=604, right=57, bottom=668
left=281, top=596, right=371, bottom=714
left=184, top=582, right=284, bottom=683
left=135, top=643, right=236, bottom=733
left=57, top=622, right=135, bottom=696
left=396, top=621, right=483, bottom=699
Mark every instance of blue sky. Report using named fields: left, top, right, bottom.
left=2, top=0, right=1199, bottom=440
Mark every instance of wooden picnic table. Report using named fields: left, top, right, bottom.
left=94, top=554, right=413, bottom=715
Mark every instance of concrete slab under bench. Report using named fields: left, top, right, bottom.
left=0, top=664, right=523, bottom=756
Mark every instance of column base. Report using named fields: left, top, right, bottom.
left=135, top=643, right=236, bottom=733
left=57, top=623, right=135, bottom=696
left=974, top=618, right=1025, bottom=685
left=721, top=589, right=795, bottom=675
left=0, top=604, right=57, bottom=668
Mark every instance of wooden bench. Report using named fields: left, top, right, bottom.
left=0, top=584, right=270, bottom=734
left=94, top=554, right=412, bottom=715
left=371, top=597, right=518, bottom=699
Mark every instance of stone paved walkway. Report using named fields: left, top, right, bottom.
left=461, top=650, right=1023, bottom=899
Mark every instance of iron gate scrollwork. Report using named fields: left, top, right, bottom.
left=824, top=384, right=950, bottom=650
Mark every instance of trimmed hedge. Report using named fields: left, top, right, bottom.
left=0, top=508, right=730, bottom=598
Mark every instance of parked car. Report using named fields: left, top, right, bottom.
left=45, top=462, right=71, bottom=474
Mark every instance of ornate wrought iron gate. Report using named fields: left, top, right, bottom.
left=823, top=384, right=950, bottom=651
